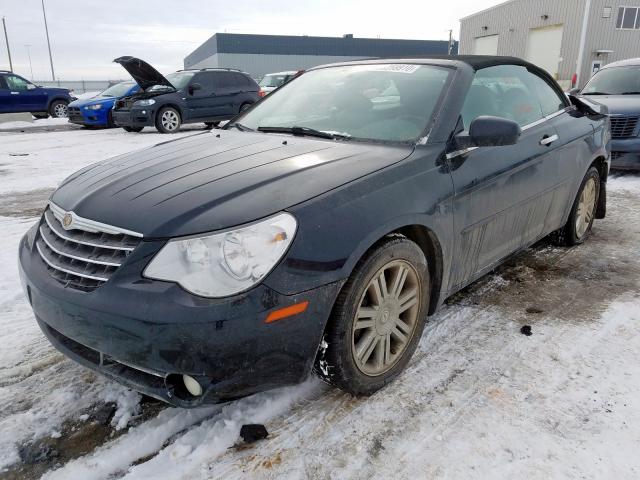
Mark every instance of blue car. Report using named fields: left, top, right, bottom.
left=0, top=70, right=75, bottom=118
left=68, top=81, right=140, bottom=127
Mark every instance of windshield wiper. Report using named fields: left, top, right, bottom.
left=257, top=126, right=350, bottom=140
left=227, top=122, right=254, bottom=132
left=582, top=92, right=610, bottom=95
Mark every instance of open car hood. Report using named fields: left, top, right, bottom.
left=113, top=56, right=174, bottom=91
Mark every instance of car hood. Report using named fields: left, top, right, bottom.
left=113, top=56, right=174, bottom=91
left=69, top=96, right=114, bottom=108
left=51, top=131, right=414, bottom=238
left=581, top=95, right=640, bottom=115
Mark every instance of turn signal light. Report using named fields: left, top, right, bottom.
left=265, top=301, right=309, bottom=323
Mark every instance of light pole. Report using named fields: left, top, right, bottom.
left=41, top=0, right=55, bottom=80
left=2, top=16, right=12, bottom=72
left=25, top=44, right=34, bottom=80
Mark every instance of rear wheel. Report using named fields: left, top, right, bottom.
left=123, top=126, right=144, bottom=133
left=156, top=107, right=181, bottom=133
left=314, top=236, right=429, bottom=395
left=204, top=121, right=220, bottom=130
left=550, top=167, right=600, bottom=246
left=240, top=102, right=253, bottom=113
left=49, top=100, right=69, bottom=118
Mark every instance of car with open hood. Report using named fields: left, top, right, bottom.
left=577, top=58, right=640, bottom=170
left=111, top=56, right=260, bottom=133
left=68, top=81, right=140, bottom=128
left=18, top=56, right=610, bottom=407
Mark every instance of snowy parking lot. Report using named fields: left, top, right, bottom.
left=1, top=120, right=640, bottom=480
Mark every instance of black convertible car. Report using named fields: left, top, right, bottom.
left=18, top=56, right=610, bottom=407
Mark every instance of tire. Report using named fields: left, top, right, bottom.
left=32, top=112, right=49, bottom=119
left=155, top=106, right=181, bottom=133
left=204, top=121, right=220, bottom=130
left=314, top=235, right=430, bottom=396
left=549, top=166, right=600, bottom=246
left=106, top=111, right=115, bottom=128
left=123, top=126, right=144, bottom=133
left=240, top=102, right=253, bottom=113
left=49, top=100, right=69, bottom=118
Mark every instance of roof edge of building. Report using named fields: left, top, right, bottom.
left=460, top=0, right=521, bottom=21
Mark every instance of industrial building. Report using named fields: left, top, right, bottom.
left=184, top=33, right=457, bottom=80
left=459, top=0, right=640, bottom=89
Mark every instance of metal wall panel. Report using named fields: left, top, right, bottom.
left=460, top=0, right=640, bottom=87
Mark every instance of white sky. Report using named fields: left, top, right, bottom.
left=0, top=0, right=501, bottom=80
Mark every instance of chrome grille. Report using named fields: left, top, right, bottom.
left=36, top=204, right=142, bottom=291
left=610, top=116, right=639, bottom=139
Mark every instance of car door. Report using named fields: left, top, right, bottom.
left=0, top=76, right=16, bottom=113
left=447, top=64, right=566, bottom=291
left=184, top=72, right=213, bottom=120
left=211, top=72, right=240, bottom=116
left=5, top=74, right=48, bottom=112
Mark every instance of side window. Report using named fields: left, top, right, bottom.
left=234, top=73, right=250, bottom=86
left=527, top=73, right=567, bottom=116
left=211, top=72, right=236, bottom=89
left=5, top=75, right=30, bottom=91
left=461, top=65, right=544, bottom=128
left=191, top=72, right=212, bottom=93
left=0, top=76, right=8, bottom=90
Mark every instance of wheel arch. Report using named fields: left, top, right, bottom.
left=156, top=103, right=183, bottom=120
left=337, top=220, right=446, bottom=317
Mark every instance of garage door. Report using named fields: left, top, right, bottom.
left=473, top=35, right=499, bottom=55
left=525, top=25, right=564, bottom=79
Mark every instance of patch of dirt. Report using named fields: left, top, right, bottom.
left=0, top=188, right=53, bottom=218
left=0, top=396, right=166, bottom=480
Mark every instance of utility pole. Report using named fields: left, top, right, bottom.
left=447, top=29, right=454, bottom=56
left=25, top=44, right=34, bottom=80
left=41, top=0, right=55, bottom=80
left=2, top=17, right=12, bottom=71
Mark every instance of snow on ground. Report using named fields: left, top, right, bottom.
left=1, top=123, right=639, bottom=479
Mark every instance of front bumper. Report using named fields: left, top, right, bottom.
left=611, top=138, right=640, bottom=171
left=18, top=223, right=342, bottom=407
left=112, top=107, right=156, bottom=128
left=68, top=108, right=109, bottom=126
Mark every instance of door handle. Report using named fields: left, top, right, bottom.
left=540, top=134, right=559, bottom=146
left=10, top=91, right=19, bottom=95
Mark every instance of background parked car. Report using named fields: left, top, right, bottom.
left=0, top=71, right=76, bottom=118
left=68, top=81, right=140, bottom=128
left=577, top=57, right=640, bottom=171
left=258, top=70, right=303, bottom=97
left=112, top=56, right=260, bottom=133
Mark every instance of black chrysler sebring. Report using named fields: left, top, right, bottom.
left=18, top=56, right=610, bottom=407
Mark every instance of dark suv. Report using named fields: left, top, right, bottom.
left=0, top=71, right=75, bottom=118
left=112, top=57, right=260, bottom=133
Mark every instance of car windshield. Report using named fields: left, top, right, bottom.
left=259, top=74, right=290, bottom=88
left=582, top=66, right=640, bottom=95
left=147, top=72, right=195, bottom=91
left=236, top=64, right=452, bottom=143
left=100, top=82, right=136, bottom=98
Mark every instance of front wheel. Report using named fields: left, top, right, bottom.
left=123, top=126, right=144, bottom=133
left=49, top=100, right=69, bottom=118
left=155, top=107, right=181, bottom=133
left=550, top=166, right=600, bottom=246
left=314, top=236, right=429, bottom=396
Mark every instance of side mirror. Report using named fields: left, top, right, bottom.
left=457, top=116, right=521, bottom=148
left=188, top=83, right=202, bottom=95
left=568, top=87, right=580, bottom=95
left=27, top=84, right=37, bottom=90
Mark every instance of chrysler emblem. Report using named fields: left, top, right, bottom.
left=62, top=213, right=73, bottom=229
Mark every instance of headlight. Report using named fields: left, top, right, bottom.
left=85, top=104, right=102, bottom=110
left=144, top=213, right=297, bottom=297
left=134, top=99, right=156, bottom=107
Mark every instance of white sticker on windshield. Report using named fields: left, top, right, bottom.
left=365, top=64, right=420, bottom=74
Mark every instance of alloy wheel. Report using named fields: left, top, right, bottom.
left=575, top=177, right=597, bottom=238
left=53, top=103, right=68, bottom=118
left=161, top=110, right=179, bottom=131
left=351, top=260, right=421, bottom=376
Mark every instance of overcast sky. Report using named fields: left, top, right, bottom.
left=0, top=0, right=499, bottom=80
